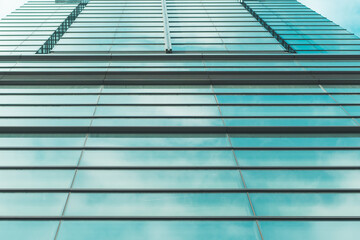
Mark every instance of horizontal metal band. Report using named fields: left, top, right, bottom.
left=0, top=166, right=359, bottom=170
left=0, top=216, right=359, bottom=221
left=1, top=54, right=360, bottom=61
left=0, top=92, right=359, bottom=95
left=0, top=188, right=359, bottom=193
left=0, top=126, right=359, bottom=134
left=0, top=103, right=359, bottom=106
left=0, top=116, right=358, bottom=119
left=0, top=147, right=360, bottom=150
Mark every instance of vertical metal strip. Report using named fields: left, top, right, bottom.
left=161, top=0, right=172, bottom=53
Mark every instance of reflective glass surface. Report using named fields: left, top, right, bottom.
left=65, top=193, right=252, bottom=216
left=57, top=221, right=261, bottom=240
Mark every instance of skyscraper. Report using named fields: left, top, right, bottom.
left=0, top=0, right=360, bottom=239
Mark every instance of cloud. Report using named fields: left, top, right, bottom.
left=299, top=0, right=360, bottom=37
left=0, top=0, right=27, bottom=19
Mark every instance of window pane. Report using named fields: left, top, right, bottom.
left=251, top=193, right=360, bottom=216
left=260, top=221, right=360, bottom=240
left=0, top=221, right=58, bottom=240
left=0, top=134, right=85, bottom=147
left=217, top=95, right=334, bottom=104
left=99, top=95, right=216, bottom=104
left=243, top=170, right=360, bottom=188
left=57, top=221, right=261, bottom=240
left=81, top=150, right=236, bottom=166
left=73, top=170, right=243, bottom=189
left=220, top=106, right=346, bottom=116
left=235, top=150, right=360, bottom=166
left=65, top=193, right=252, bottom=216
left=230, top=134, right=360, bottom=147
left=86, top=134, right=229, bottom=147
left=0, top=150, right=81, bottom=166
left=0, top=193, right=67, bottom=216
left=0, top=170, right=74, bottom=188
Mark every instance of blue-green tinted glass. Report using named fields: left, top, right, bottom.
left=81, top=150, right=236, bottom=166
left=65, top=193, right=252, bottom=216
left=57, top=221, right=261, bottom=240
left=235, top=150, right=360, bottom=166
left=86, top=134, right=229, bottom=147
left=0, top=150, right=81, bottom=166
left=224, top=118, right=356, bottom=126
left=230, top=134, right=360, bottom=147
left=243, top=170, right=360, bottom=188
left=214, top=85, right=323, bottom=93
left=0, top=221, right=58, bottom=240
left=0, top=170, right=74, bottom=188
left=251, top=193, right=360, bottom=216
left=0, top=193, right=67, bottom=216
left=73, top=170, right=243, bottom=189
left=260, top=221, right=360, bottom=240
left=0, top=134, right=86, bottom=147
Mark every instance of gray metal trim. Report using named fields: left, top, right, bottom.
left=0, top=126, right=360, bottom=134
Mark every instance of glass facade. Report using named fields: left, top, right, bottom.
left=0, top=0, right=360, bottom=239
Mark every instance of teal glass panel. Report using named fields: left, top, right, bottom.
left=95, top=106, right=220, bottom=116
left=243, top=170, right=360, bottom=188
left=251, top=193, right=360, bottom=216
left=0, top=193, right=67, bottom=216
left=331, top=95, right=360, bottom=103
left=343, top=106, right=360, bottom=115
left=99, top=95, right=216, bottom=104
left=0, top=170, right=74, bottom=188
left=0, top=107, right=95, bottom=116
left=0, top=118, right=91, bottom=127
left=0, top=150, right=81, bottom=166
left=260, top=221, right=360, bottom=240
left=57, top=221, right=261, bottom=240
left=0, top=86, right=101, bottom=93
left=58, top=221, right=260, bottom=240
left=323, top=85, right=360, bottom=92
left=0, top=95, right=98, bottom=104
left=92, top=118, right=224, bottom=126
left=73, top=170, right=243, bottom=189
left=220, top=106, right=346, bottom=116
left=224, top=118, right=356, bottom=126
left=86, top=134, right=229, bottom=147
left=81, top=150, right=236, bottom=167
left=230, top=134, right=360, bottom=147
left=213, top=85, right=323, bottom=93
left=235, top=150, right=360, bottom=166
left=0, top=134, right=86, bottom=147
left=217, top=95, right=334, bottom=104
left=65, top=193, right=252, bottom=216
left=0, top=221, right=58, bottom=240
left=103, top=85, right=211, bottom=93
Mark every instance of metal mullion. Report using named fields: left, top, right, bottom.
left=53, top=85, right=102, bottom=240
left=320, top=85, right=360, bottom=127
left=211, top=84, right=264, bottom=240
left=161, top=0, right=172, bottom=53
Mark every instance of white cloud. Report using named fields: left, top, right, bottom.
left=299, top=0, right=360, bottom=36
left=0, top=0, right=28, bottom=19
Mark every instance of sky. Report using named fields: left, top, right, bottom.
left=0, top=0, right=359, bottom=36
